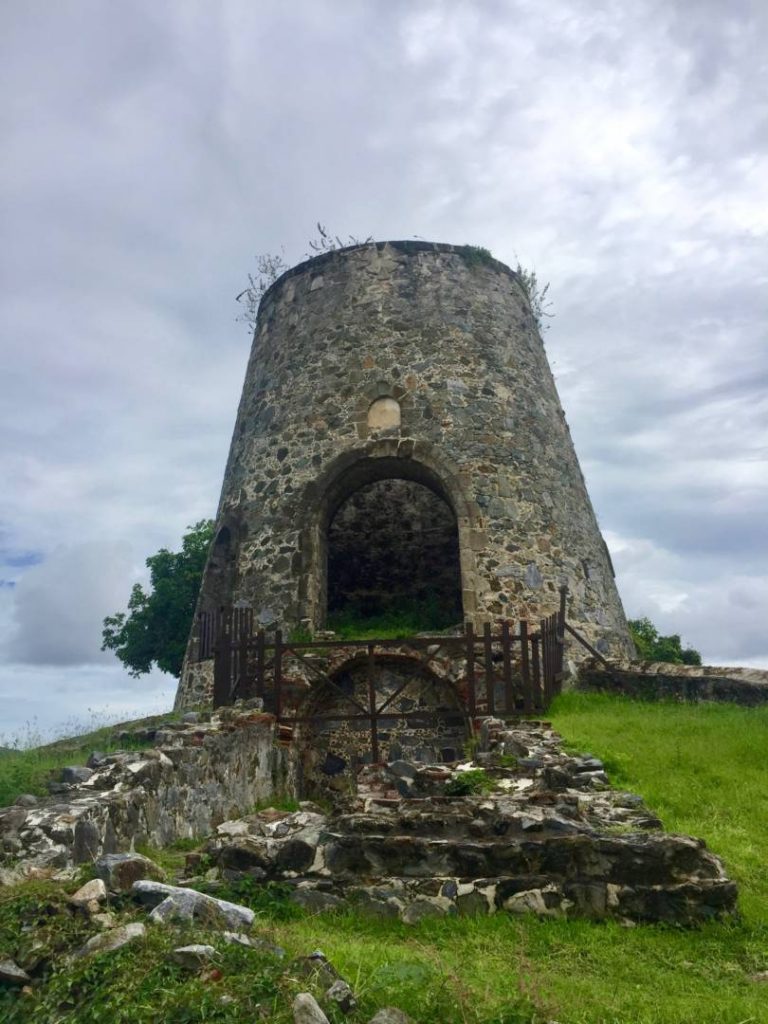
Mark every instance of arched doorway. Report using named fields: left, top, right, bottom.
left=326, top=476, right=462, bottom=633
left=297, top=655, right=469, bottom=798
left=298, top=452, right=468, bottom=632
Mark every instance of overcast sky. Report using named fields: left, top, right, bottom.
left=1, top=0, right=766, bottom=742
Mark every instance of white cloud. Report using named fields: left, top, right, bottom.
left=6, top=542, right=134, bottom=665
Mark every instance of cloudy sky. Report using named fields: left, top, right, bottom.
left=1, top=0, right=766, bottom=742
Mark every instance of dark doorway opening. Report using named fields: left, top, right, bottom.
left=326, top=477, right=462, bottom=634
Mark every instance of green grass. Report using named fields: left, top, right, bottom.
left=0, top=711, right=178, bottom=807
left=326, top=596, right=460, bottom=640
left=2, top=693, right=768, bottom=1023
left=549, top=691, right=768, bottom=918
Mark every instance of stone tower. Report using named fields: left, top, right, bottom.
left=176, top=241, right=633, bottom=708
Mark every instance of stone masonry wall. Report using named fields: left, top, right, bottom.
left=579, top=661, right=768, bottom=706
left=178, top=241, right=633, bottom=709
left=0, top=710, right=297, bottom=880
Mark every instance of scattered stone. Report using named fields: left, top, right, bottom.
left=0, top=806, right=28, bottom=831
left=133, top=880, right=255, bottom=930
left=291, top=889, right=344, bottom=914
left=388, top=761, right=416, bottom=780
left=95, top=853, right=165, bottom=893
left=91, top=912, right=116, bottom=929
left=293, top=992, right=330, bottom=1024
left=61, top=765, right=93, bottom=785
left=75, top=922, right=146, bottom=958
left=14, top=794, right=38, bottom=808
left=326, top=978, right=357, bottom=1013
left=222, top=931, right=285, bottom=957
left=86, top=751, right=107, bottom=768
left=69, top=877, right=108, bottom=912
left=181, top=712, right=200, bottom=724
left=401, top=895, right=455, bottom=924
left=0, top=959, right=31, bottom=986
left=72, top=819, right=102, bottom=863
left=171, top=944, right=217, bottom=969
left=750, top=970, right=768, bottom=983
left=291, top=950, right=339, bottom=988
left=368, top=1009, right=414, bottom=1024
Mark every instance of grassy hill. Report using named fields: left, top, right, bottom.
left=1, top=693, right=767, bottom=1023
left=0, top=711, right=179, bottom=807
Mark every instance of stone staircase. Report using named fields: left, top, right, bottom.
left=201, top=720, right=737, bottom=926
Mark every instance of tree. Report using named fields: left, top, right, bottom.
left=628, top=616, right=702, bottom=665
left=102, top=520, right=214, bottom=678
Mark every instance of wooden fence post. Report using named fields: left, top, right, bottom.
left=530, top=632, right=542, bottom=712
left=520, top=620, right=532, bottom=715
left=501, top=620, right=514, bottom=715
left=213, top=608, right=232, bottom=708
left=367, top=643, right=380, bottom=765
left=273, top=629, right=283, bottom=721
left=465, top=622, right=476, bottom=718
left=256, top=629, right=265, bottom=699
left=483, top=622, right=495, bottom=715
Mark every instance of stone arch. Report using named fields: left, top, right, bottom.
left=199, top=519, right=241, bottom=611
left=297, top=439, right=483, bottom=629
left=293, top=653, right=470, bottom=798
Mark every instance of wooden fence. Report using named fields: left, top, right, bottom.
left=196, top=594, right=567, bottom=726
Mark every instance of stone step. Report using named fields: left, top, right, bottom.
left=213, top=824, right=726, bottom=893
left=311, top=831, right=727, bottom=887
left=282, top=872, right=737, bottom=926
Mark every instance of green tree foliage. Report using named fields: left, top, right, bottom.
left=628, top=616, right=702, bottom=665
left=102, top=520, right=214, bottom=678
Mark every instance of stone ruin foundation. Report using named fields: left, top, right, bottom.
left=0, top=706, right=737, bottom=927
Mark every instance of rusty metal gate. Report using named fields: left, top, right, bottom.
left=198, top=593, right=566, bottom=756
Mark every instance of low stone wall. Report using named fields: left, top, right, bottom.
left=0, top=707, right=297, bottom=882
left=579, top=660, right=768, bottom=706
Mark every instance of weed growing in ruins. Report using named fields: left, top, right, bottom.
left=237, top=224, right=373, bottom=332
left=326, top=595, right=460, bottom=639
left=515, top=262, right=553, bottom=332
left=492, top=753, right=519, bottom=770
left=235, top=250, right=288, bottom=329
left=460, top=244, right=494, bottom=269
left=444, top=768, right=496, bottom=796
left=304, top=221, right=373, bottom=258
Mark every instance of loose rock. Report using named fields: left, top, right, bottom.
left=0, top=958, right=31, bottom=986
left=61, top=765, right=94, bottom=785
left=95, top=853, right=165, bottom=893
left=132, top=880, right=255, bottom=930
left=69, top=877, right=108, bottom=912
left=75, top=922, right=146, bottom=958
left=369, top=1010, right=414, bottom=1024
left=293, top=992, right=330, bottom=1024
left=327, top=978, right=357, bottom=1013
left=14, top=794, right=38, bottom=808
left=171, top=944, right=217, bottom=969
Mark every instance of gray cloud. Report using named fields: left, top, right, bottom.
left=7, top=542, right=134, bottom=665
left=1, top=0, right=766, bottom=735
